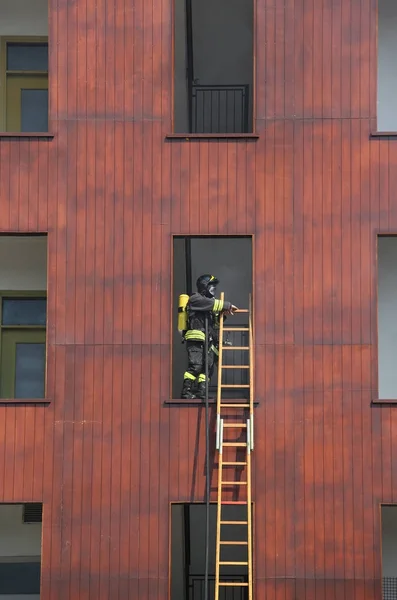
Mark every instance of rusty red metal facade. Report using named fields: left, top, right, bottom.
left=0, top=0, right=394, bottom=598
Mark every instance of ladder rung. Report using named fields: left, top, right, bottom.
left=220, top=521, right=248, bottom=525
left=220, top=404, right=249, bottom=408
left=220, top=501, right=248, bottom=505
left=219, top=561, right=249, bottom=566
left=223, top=442, right=247, bottom=447
left=221, top=481, right=247, bottom=485
left=235, top=309, right=249, bottom=313
left=221, top=383, right=249, bottom=388
left=223, top=327, right=249, bottom=331
left=223, top=423, right=246, bottom=428
left=222, top=346, right=249, bottom=350
left=220, top=541, right=248, bottom=545
left=222, top=462, right=247, bottom=466
left=219, top=582, right=249, bottom=586
left=222, top=365, right=250, bottom=369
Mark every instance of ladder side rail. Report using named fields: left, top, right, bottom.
left=214, top=419, right=223, bottom=600
left=215, top=292, right=225, bottom=600
left=249, top=293, right=254, bottom=448
left=247, top=446, right=253, bottom=600
left=216, top=291, right=225, bottom=417
left=248, top=293, right=254, bottom=598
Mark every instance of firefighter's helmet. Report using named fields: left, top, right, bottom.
left=196, top=274, right=219, bottom=296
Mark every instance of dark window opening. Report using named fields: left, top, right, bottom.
left=0, top=503, right=42, bottom=597
left=172, top=236, right=252, bottom=400
left=382, top=505, right=397, bottom=600
left=171, top=503, right=249, bottom=600
left=174, top=0, right=254, bottom=134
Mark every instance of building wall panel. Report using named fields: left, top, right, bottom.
left=0, top=0, right=394, bottom=598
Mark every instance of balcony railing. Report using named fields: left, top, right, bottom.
left=189, top=574, right=247, bottom=600
left=191, top=84, right=250, bottom=134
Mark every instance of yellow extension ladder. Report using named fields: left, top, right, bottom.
left=215, top=294, right=254, bottom=600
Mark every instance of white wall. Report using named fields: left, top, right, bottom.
left=0, top=236, right=47, bottom=291
left=0, top=0, right=48, bottom=35
left=0, top=505, right=41, bottom=557
left=377, top=0, right=397, bottom=131
left=382, top=506, right=397, bottom=576
left=378, top=237, right=397, bottom=399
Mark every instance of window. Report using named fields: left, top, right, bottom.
left=381, top=505, right=397, bottom=599
left=0, top=294, right=46, bottom=398
left=0, top=504, right=42, bottom=599
left=170, top=503, right=249, bottom=600
left=377, top=0, right=397, bottom=131
left=1, top=38, right=48, bottom=132
left=172, top=236, right=252, bottom=399
left=0, top=235, right=48, bottom=400
left=173, top=0, right=254, bottom=133
left=377, top=236, right=397, bottom=399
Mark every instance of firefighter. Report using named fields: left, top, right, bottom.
left=181, top=274, right=238, bottom=399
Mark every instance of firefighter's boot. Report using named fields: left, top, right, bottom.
left=181, top=377, right=196, bottom=399
left=196, top=380, right=214, bottom=400
left=196, top=381, right=206, bottom=400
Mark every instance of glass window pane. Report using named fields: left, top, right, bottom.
left=21, top=89, right=48, bottom=132
left=7, top=44, right=48, bottom=71
left=2, top=298, right=46, bottom=326
left=15, top=343, right=45, bottom=399
left=0, top=562, right=41, bottom=594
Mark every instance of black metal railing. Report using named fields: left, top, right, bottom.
left=189, top=574, right=247, bottom=600
left=384, top=577, right=397, bottom=599
left=191, top=85, right=250, bottom=134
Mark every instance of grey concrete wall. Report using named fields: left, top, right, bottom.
left=0, top=236, right=47, bottom=291
left=382, top=506, right=397, bottom=577
left=0, top=0, right=47, bottom=35
left=378, top=0, right=397, bottom=131
left=378, top=237, right=397, bottom=399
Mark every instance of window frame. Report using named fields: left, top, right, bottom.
left=0, top=291, right=47, bottom=400
left=0, top=36, right=49, bottom=133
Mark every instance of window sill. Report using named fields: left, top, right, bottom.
left=165, top=133, right=259, bottom=141
left=0, top=398, right=50, bottom=405
left=0, top=132, right=54, bottom=139
left=372, top=399, right=397, bottom=405
left=164, top=398, right=259, bottom=407
left=370, top=132, right=397, bottom=138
